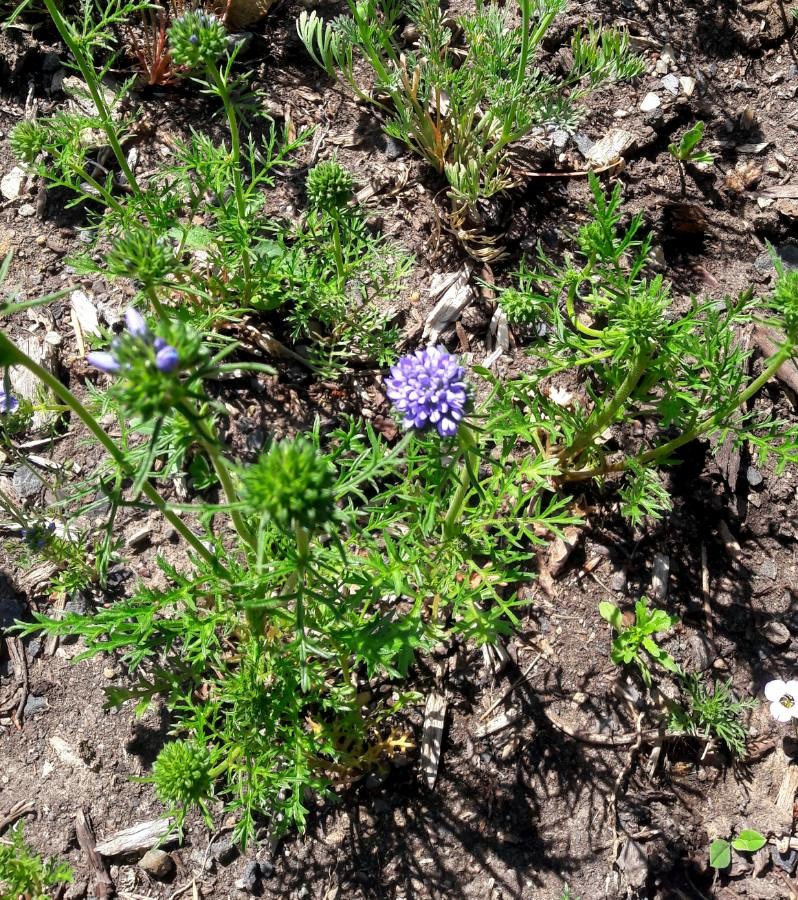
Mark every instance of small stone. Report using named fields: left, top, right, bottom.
left=746, top=466, right=764, bottom=487
left=103, top=666, right=117, bottom=679
left=70, top=290, right=101, bottom=336
left=679, top=76, right=696, bottom=96
left=13, top=464, right=45, bottom=499
left=17, top=203, right=36, bottom=218
left=610, top=569, right=627, bottom=593
left=650, top=554, right=670, bottom=602
left=763, top=621, right=790, bottom=645
left=1, top=166, right=26, bottom=201
left=550, top=128, right=569, bottom=149
left=139, top=848, right=175, bottom=880
left=234, top=861, right=261, bottom=893
left=23, top=695, right=48, bottom=717
left=639, top=92, right=661, bottom=112
left=771, top=845, right=798, bottom=875
left=758, top=558, right=778, bottom=581
left=384, top=137, right=403, bottom=160
left=210, top=836, right=239, bottom=866
left=258, top=858, right=274, bottom=877
left=661, top=74, right=679, bottom=95
left=0, top=593, right=23, bottom=629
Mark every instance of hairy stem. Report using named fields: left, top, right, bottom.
left=43, top=0, right=141, bottom=197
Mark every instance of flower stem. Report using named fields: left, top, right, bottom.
left=561, top=342, right=795, bottom=482
left=208, top=63, right=252, bottom=299
left=443, top=423, right=478, bottom=539
left=42, top=0, right=141, bottom=198
left=560, top=350, right=651, bottom=466
left=0, top=332, right=227, bottom=576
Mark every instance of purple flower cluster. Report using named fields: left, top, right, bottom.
left=0, top=389, right=19, bottom=414
left=87, top=308, right=180, bottom=375
left=385, top=346, right=468, bottom=438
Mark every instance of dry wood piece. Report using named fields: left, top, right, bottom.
left=474, top=708, right=521, bottom=738
left=0, top=799, right=36, bottom=834
left=754, top=327, right=798, bottom=407
left=546, top=525, right=582, bottom=579
left=95, top=817, right=174, bottom=857
left=544, top=707, right=660, bottom=747
left=76, top=808, right=114, bottom=900
left=650, top=553, right=670, bottom=602
left=420, top=692, right=447, bottom=789
left=423, top=269, right=474, bottom=345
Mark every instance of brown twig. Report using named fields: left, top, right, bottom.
left=0, top=799, right=36, bottom=834
left=543, top=707, right=660, bottom=747
left=76, top=808, right=114, bottom=900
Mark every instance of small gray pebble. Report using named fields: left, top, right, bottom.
left=746, top=466, right=764, bottom=487
left=139, top=848, right=175, bottom=880
left=384, top=137, right=403, bottom=160
left=23, top=695, right=48, bottom=717
left=211, top=836, right=239, bottom=866
left=771, top=845, right=798, bottom=874
left=758, top=558, right=778, bottom=581
left=763, top=620, right=790, bottom=645
left=234, top=860, right=261, bottom=893
left=13, top=465, right=45, bottom=499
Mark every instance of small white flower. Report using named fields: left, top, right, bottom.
left=764, top=679, right=798, bottom=723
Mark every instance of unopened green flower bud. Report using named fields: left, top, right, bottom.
left=153, top=739, right=213, bottom=809
left=306, top=160, right=354, bottom=213
left=107, top=227, right=176, bottom=287
left=10, top=120, right=49, bottom=163
left=169, top=11, right=227, bottom=69
left=240, top=438, right=336, bottom=531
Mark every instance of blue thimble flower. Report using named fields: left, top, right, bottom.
left=385, top=346, right=468, bottom=438
left=155, top=345, right=180, bottom=373
left=0, top=389, right=20, bottom=414
left=87, top=351, right=122, bottom=374
left=125, top=308, right=149, bottom=339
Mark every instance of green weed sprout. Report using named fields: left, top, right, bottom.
left=152, top=738, right=215, bottom=827
left=709, top=829, right=766, bottom=870
left=599, top=597, right=681, bottom=688
left=668, top=121, right=715, bottom=196
left=0, top=822, right=73, bottom=900
left=669, top=675, right=755, bottom=758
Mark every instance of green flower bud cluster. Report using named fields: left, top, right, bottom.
left=240, top=438, right=336, bottom=531
left=772, top=264, right=798, bottom=344
left=306, top=160, right=354, bottom=213
left=152, top=739, right=213, bottom=809
left=9, top=120, right=49, bottom=164
left=88, top=315, right=205, bottom=421
left=168, top=11, right=228, bottom=70
left=106, top=227, right=177, bottom=289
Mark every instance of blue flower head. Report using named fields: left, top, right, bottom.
left=385, top=346, right=468, bottom=438
left=0, top=389, right=20, bottom=414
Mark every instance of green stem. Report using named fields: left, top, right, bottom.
left=179, top=405, right=256, bottom=551
left=637, top=344, right=793, bottom=468
left=443, top=423, right=478, bottom=539
left=0, top=333, right=227, bottom=577
left=561, top=350, right=651, bottom=465
left=292, top=524, right=311, bottom=691
left=561, top=343, right=795, bottom=482
left=144, top=284, right=168, bottom=323
left=208, top=64, right=252, bottom=298
left=43, top=0, right=140, bottom=197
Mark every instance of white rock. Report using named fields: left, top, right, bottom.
left=640, top=92, right=661, bottom=112
left=679, top=76, right=696, bottom=97
left=661, top=74, right=680, bottom=95
left=1, top=166, right=26, bottom=201
left=17, top=204, right=35, bottom=218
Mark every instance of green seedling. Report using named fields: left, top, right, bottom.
left=599, top=597, right=682, bottom=687
left=668, top=121, right=715, bottom=197
left=709, top=829, right=766, bottom=870
left=668, top=675, right=755, bottom=758
left=0, top=821, right=73, bottom=900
